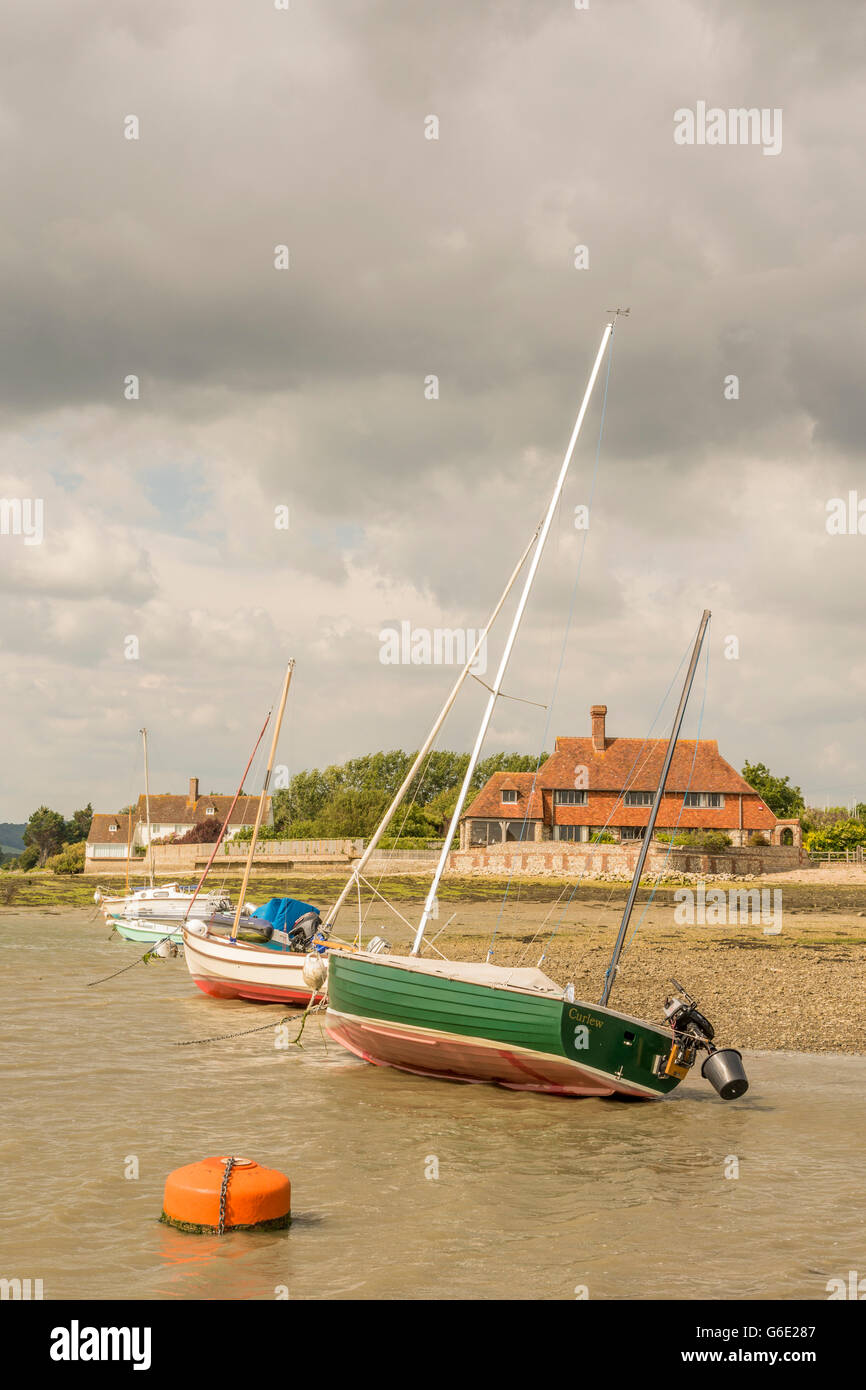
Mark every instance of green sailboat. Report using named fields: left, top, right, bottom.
left=324, top=322, right=748, bottom=1103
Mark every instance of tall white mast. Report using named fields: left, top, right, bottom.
left=411, top=322, right=614, bottom=955
left=140, top=727, right=154, bottom=888
left=322, top=525, right=542, bottom=931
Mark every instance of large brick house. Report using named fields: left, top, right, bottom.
left=460, top=705, right=800, bottom=850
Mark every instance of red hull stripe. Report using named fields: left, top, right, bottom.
left=192, top=977, right=320, bottom=1006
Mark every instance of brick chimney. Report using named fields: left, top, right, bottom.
left=189, top=776, right=199, bottom=803
left=590, top=705, right=607, bottom=752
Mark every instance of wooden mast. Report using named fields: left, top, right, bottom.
left=599, top=609, right=711, bottom=1006
left=140, top=727, right=154, bottom=888
left=229, top=661, right=294, bottom=942
left=411, top=322, right=615, bottom=956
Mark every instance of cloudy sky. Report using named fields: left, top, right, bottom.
left=1, top=0, right=864, bottom=820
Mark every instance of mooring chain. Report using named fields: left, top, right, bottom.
left=173, top=1015, right=294, bottom=1046
left=217, top=1157, right=235, bottom=1235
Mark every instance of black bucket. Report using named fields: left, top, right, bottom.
left=701, top=1048, right=749, bottom=1101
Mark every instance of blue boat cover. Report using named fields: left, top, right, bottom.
left=251, top=897, right=320, bottom=931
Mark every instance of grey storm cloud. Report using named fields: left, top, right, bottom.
left=0, top=0, right=864, bottom=816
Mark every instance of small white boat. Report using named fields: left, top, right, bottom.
left=182, top=918, right=327, bottom=1005
left=96, top=883, right=231, bottom=921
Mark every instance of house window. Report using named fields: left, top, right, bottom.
left=620, top=826, right=646, bottom=840
left=505, top=821, right=534, bottom=841
left=555, top=825, right=589, bottom=842
left=469, top=820, right=503, bottom=847
left=683, top=792, right=724, bottom=809
left=624, top=791, right=653, bottom=807
left=554, top=790, right=587, bottom=806
left=206, top=806, right=216, bottom=816
left=501, top=789, right=518, bottom=804
left=108, top=823, right=118, bottom=833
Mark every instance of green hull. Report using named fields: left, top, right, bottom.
left=326, top=953, right=683, bottom=1099
left=111, top=918, right=183, bottom=945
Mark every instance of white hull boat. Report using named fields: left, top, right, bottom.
left=182, top=922, right=326, bottom=1005
left=96, top=883, right=231, bottom=921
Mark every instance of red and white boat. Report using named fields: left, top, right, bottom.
left=182, top=920, right=326, bottom=1005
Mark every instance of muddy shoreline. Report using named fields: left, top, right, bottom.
left=4, top=871, right=864, bottom=1056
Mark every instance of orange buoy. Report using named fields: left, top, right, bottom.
left=160, top=1156, right=291, bottom=1234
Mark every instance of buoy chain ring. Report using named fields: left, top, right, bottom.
left=217, top=1157, right=235, bottom=1235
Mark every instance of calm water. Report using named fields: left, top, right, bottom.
left=1, top=911, right=863, bottom=1301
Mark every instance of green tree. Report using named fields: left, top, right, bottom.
left=271, top=748, right=548, bottom=838
left=317, top=787, right=391, bottom=838
left=45, top=841, right=86, bottom=874
left=23, top=807, right=68, bottom=865
left=805, top=820, right=866, bottom=854
left=473, top=751, right=547, bottom=789
left=64, top=803, right=93, bottom=843
left=12, top=845, right=41, bottom=871
left=741, top=762, right=804, bottom=819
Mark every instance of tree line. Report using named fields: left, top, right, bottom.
left=249, top=750, right=548, bottom=845
left=741, top=762, right=866, bottom=852
left=1, top=804, right=93, bottom=872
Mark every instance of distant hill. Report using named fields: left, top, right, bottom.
left=0, top=823, right=26, bottom=855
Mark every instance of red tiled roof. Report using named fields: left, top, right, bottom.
left=544, top=736, right=758, bottom=794
left=463, top=772, right=544, bottom=820
left=461, top=732, right=778, bottom=828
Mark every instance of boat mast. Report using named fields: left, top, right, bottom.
left=182, top=708, right=272, bottom=923
left=229, top=660, right=294, bottom=941
left=599, top=609, right=711, bottom=1007
left=411, top=321, right=615, bottom=956
left=322, top=525, right=541, bottom=932
left=124, top=808, right=132, bottom=893
left=140, top=727, right=154, bottom=888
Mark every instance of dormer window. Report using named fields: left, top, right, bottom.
left=109, top=822, right=118, bottom=833
left=501, top=789, right=518, bottom=804
left=205, top=805, right=216, bottom=816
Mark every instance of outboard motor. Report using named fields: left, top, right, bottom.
left=282, top=909, right=322, bottom=951
left=663, top=978, right=749, bottom=1101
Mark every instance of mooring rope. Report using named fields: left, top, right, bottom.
left=87, top=930, right=178, bottom=986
